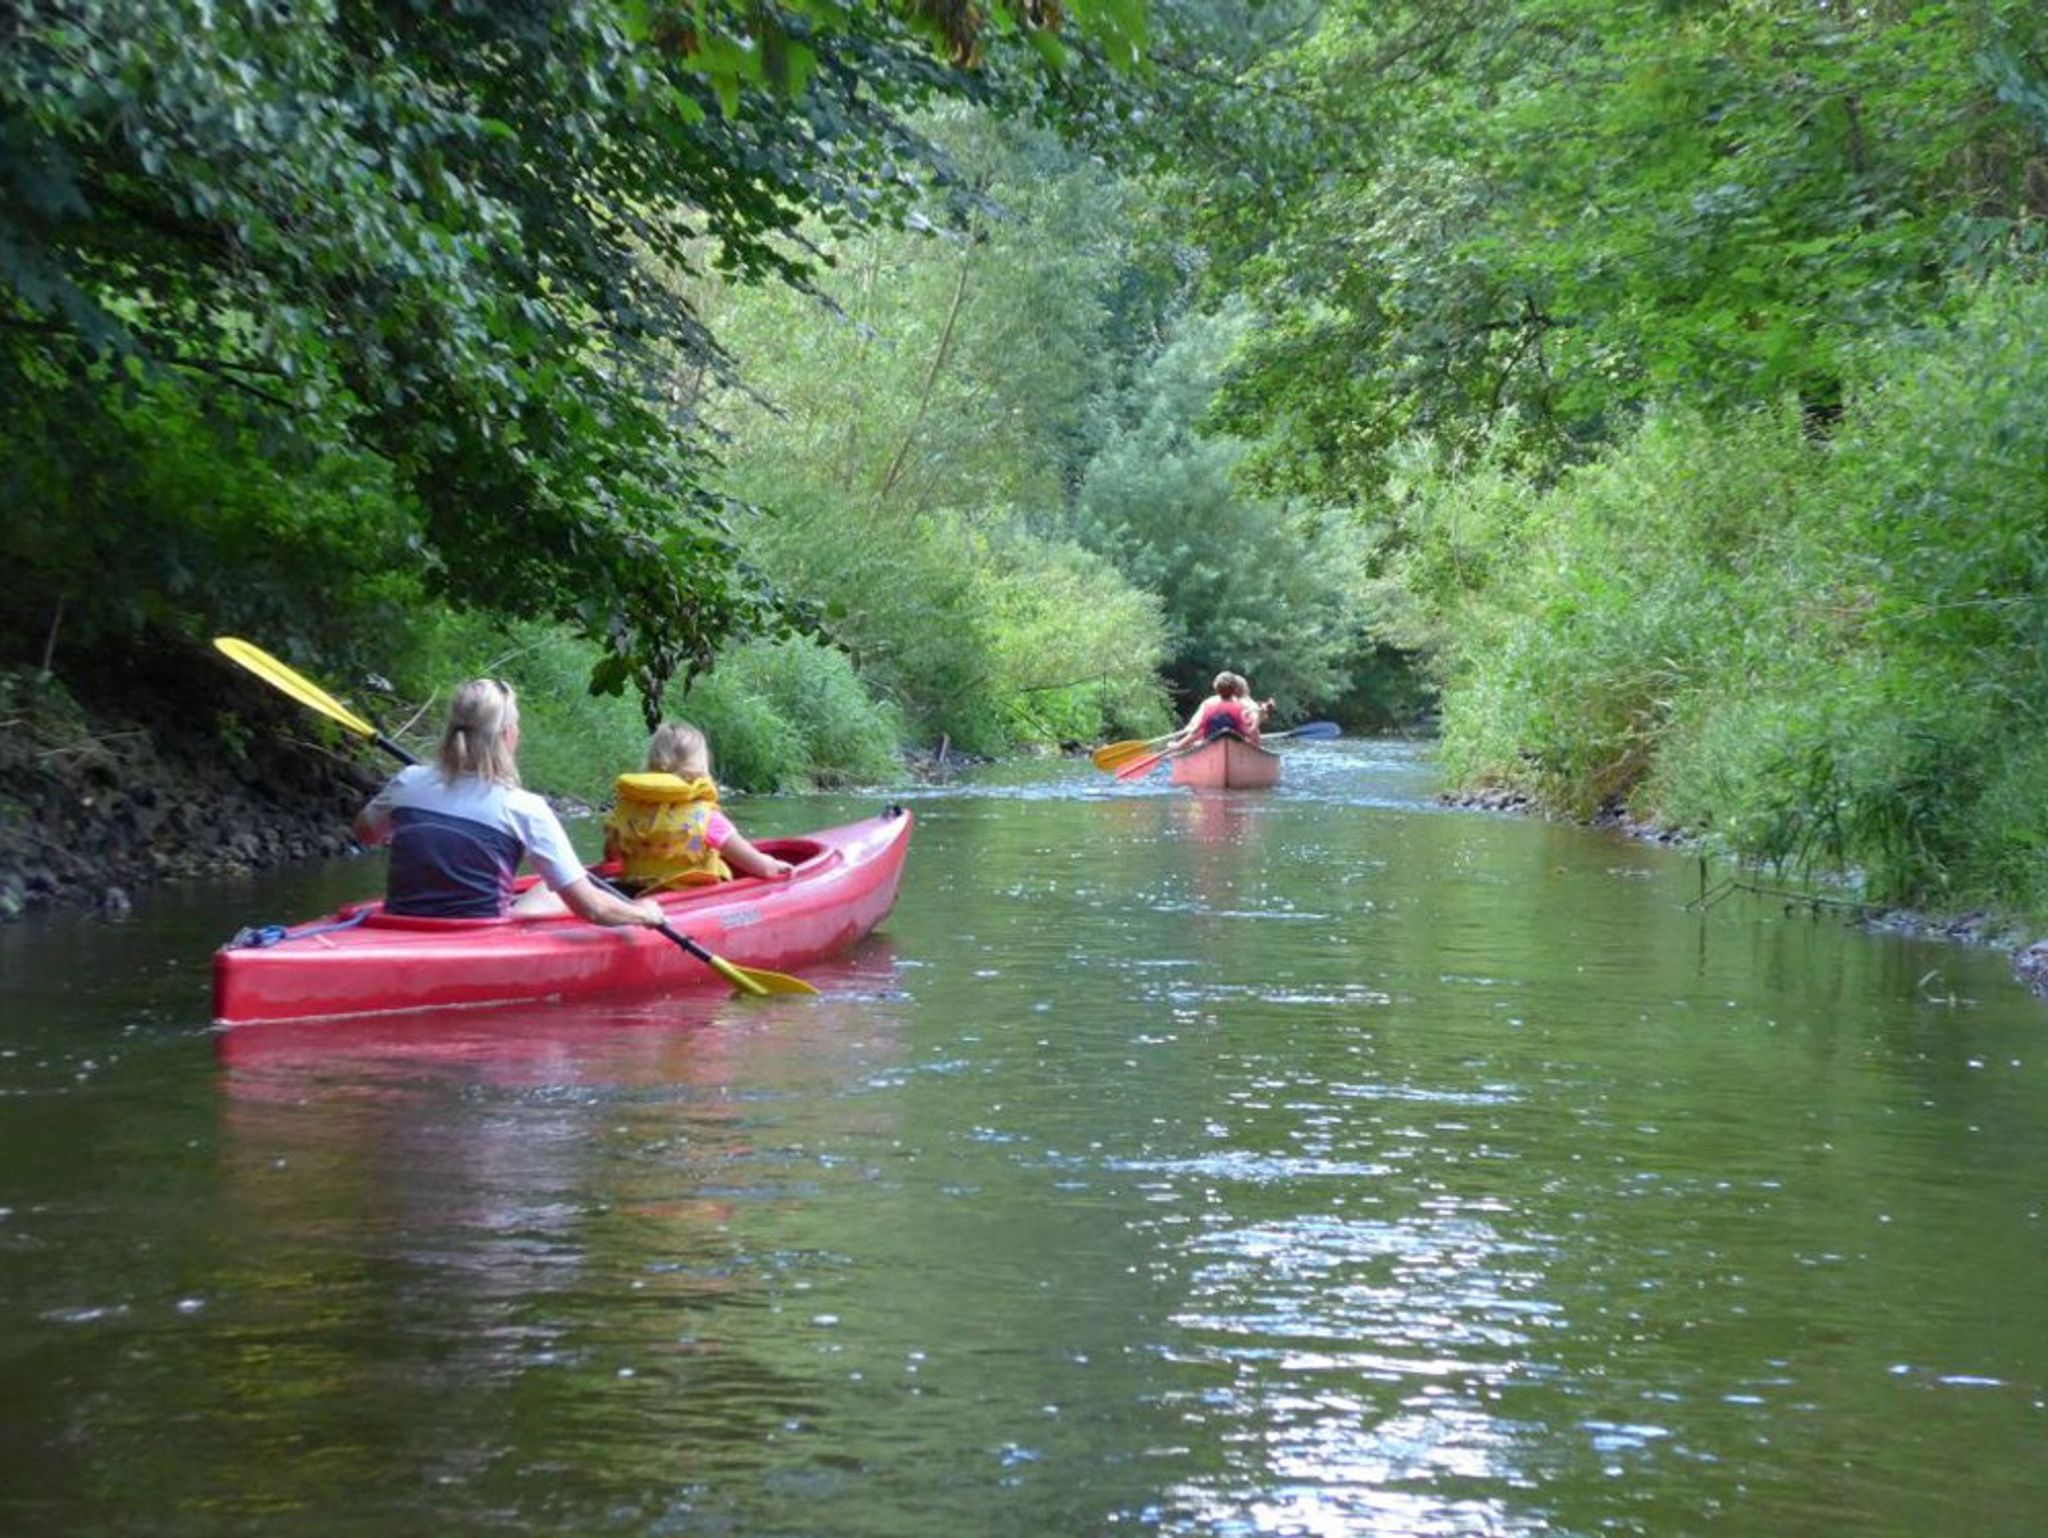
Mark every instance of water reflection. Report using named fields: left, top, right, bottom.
left=5, top=746, right=2048, bottom=1536
left=1177, top=791, right=1256, bottom=846
left=192, top=943, right=912, bottom=1519
left=1156, top=1204, right=1554, bottom=1537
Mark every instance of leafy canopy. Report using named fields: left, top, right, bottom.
left=1197, top=0, right=2048, bottom=500
left=0, top=0, right=1148, bottom=710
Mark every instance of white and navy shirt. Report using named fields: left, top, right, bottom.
left=358, top=765, right=586, bottom=919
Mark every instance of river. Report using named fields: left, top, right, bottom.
left=2, top=739, right=2043, bottom=1536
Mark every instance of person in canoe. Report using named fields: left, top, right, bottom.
left=1168, top=672, right=1275, bottom=751
left=602, top=721, right=795, bottom=893
left=352, top=678, right=665, bottom=928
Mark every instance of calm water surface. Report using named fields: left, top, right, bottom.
left=2, top=741, right=2044, bottom=1536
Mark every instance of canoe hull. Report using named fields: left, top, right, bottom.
left=212, top=809, right=912, bottom=1027
left=1169, top=735, right=1281, bottom=790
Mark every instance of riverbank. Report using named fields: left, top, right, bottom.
left=0, top=645, right=375, bottom=922
left=11, top=672, right=2040, bottom=1006
left=0, top=640, right=972, bottom=924
left=1443, top=786, right=2048, bottom=1001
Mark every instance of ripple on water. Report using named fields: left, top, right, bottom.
left=1140, top=1202, right=1567, bottom=1537
left=7, top=740, right=2048, bottom=1537
left=1147, top=980, right=1395, bottom=1009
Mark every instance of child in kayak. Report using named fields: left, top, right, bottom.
left=603, top=721, right=794, bottom=892
left=352, top=678, right=665, bottom=927
left=1169, top=672, right=1274, bottom=750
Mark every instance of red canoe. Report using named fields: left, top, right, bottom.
left=1169, top=733, right=1281, bottom=790
left=212, top=808, right=913, bottom=1027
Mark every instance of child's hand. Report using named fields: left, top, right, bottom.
left=633, top=898, right=667, bottom=926
left=768, top=858, right=795, bottom=879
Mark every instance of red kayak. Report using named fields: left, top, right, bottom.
left=212, top=808, right=912, bottom=1027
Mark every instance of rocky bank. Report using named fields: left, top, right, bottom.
left=1, top=639, right=377, bottom=921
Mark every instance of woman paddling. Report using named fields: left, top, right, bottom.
left=352, top=678, right=664, bottom=929
left=1168, top=671, right=1274, bottom=752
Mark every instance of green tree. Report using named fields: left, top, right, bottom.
left=0, top=0, right=1150, bottom=709
left=695, top=108, right=1176, bottom=749
left=1070, top=306, right=1369, bottom=717
left=1204, top=0, right=2048, bottom=500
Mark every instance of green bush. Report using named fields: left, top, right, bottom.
left=681, top=638, right=906, bottom=791
left=1433, top=406, right=1808, bottom=812
left=732, top=471, right=1170, bottom=756
left=1967, top=735, right=2048, bottom=917
left=1421, top=282, right=2048, bottom=921
left=385, top=614, right=650, bottom=807
left=387, top=621, right=905, bottom=800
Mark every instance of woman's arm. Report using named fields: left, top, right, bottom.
left=557, top=877, right=667, bottom=927
left=721, top=831, right=794, bottom=880
left=353, top=767, right=412, bottom=847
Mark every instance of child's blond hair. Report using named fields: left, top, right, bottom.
left=1211, top=672, right=1248, bottom=700
left=646, top=720, right=712, bottom=778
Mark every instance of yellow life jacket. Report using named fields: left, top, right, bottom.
left=603, top=773, right=732, bottom=887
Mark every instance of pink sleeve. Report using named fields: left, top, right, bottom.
left=706, top=808, right=736, bottom=847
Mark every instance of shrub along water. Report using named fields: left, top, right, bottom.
left=1417, top=284, right=2048, bottom=923
left=389, top=619, right=907, bottom=807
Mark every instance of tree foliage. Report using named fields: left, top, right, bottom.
left=1202, top=0, right=2048, bottom=499
left=1415, top=281, right=2048, bottom=911
left=694, top=108, right=1178, bottom=749
left=0, top=0, right=1146, bottom=711
left=1070, top=307, right=1371, bottom=717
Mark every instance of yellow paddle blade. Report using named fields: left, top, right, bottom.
left=739, top=966, right=820, bottom=997
left=215, top=637, right=378, bottom=741
left=660, top=922, right=817, bottom=997
left=1091, top=735, right=1167, bottom=771
left=1114, top=746, right=1172, bottom=781
left=712, top=954, right=819, bottom=997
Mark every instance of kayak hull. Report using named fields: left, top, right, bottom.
left=212, top=809, right=912, bottom=1027
left=1169, top=734, right=1281, bottom=790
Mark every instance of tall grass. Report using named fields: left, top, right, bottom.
left=680, top=638, right=905, bottom=791
left=1414, top=283, right=2048, bottom=920
left=389, top=619, right=905, bottom=803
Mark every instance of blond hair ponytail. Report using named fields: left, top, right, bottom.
left=437, top=679, right=521, bottom=787
left=645, top=720, right=712, bottom=778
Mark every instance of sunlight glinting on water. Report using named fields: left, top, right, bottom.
left=4, top=740, right=2047, bottom=1536
left=1139, top=1188, right=1562, bottom=1534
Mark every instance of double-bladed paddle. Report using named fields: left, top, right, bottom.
left=1264, top=721, right=1342, bottom=744
left=214, top=637, right=815, bottom=998
left=1090, top=732, right=1175, bottom=772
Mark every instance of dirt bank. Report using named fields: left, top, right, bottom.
left=1, top=637, right=377, bottom=921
